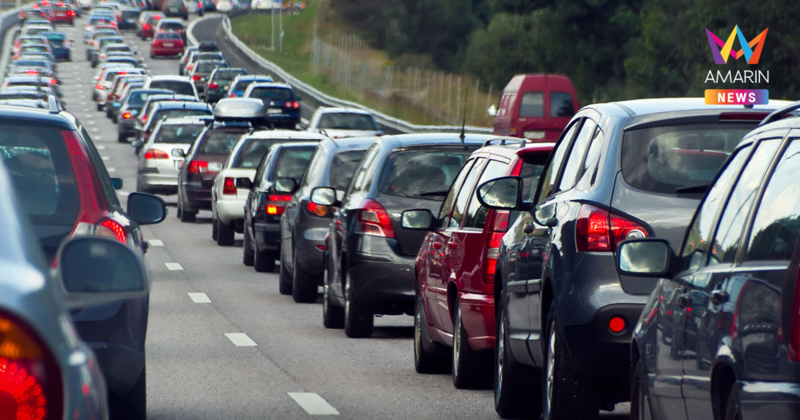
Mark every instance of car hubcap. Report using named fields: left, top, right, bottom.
left=414, top=303, right=421, bottom=360
left=453, top=310, right=460, bottom=373
left=323, top=267, right=330, bottom=314
left=545, top=328, right=556, bottom=419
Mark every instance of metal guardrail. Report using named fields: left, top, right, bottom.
left=217, top=15, right=494, bottom=135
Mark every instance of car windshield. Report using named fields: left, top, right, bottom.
left=271, top=147, right=316, bottom=180
left=379, top=148, right=475, bottom=198
left=154, top=124, right=205, bottom=144
left=213, top=70, right=247, bottom=81
left=329, top=150, right=366, bottom=190
left=621, top=123, right=755, bottom=194
left=231, top=139, right=277, bottom=168
left=317, top=113, right=377, bottom=131
left=249, top=87, right=293, bottom=101
left=150, top=80, right=194, bottom=96
left=199, top=130, right=243, bottom=155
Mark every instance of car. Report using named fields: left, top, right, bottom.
left=184, top=50, right=224, bottom=76
left=93, top=42, right=134, bottom=67
left=20, top=7, right=50, bottom=21
left=13, top=35, right=48, bottom=55
left=244, top=82, right=302, bottom=129
left=119, top=7, right=141, bottom=29
left=84, top=28, right=117, bottom=50
left=198, top=40, right=220, bottom=52
left=27, top=6, right=56, bottom=22
left=176, top=98, right=266, bottom=222
left=177, top=45, right=198, bottom=75
left=0, top=103, right=167, bottom=418
left=473, top=98, right=793, bottom=419
left=140, top=12, right=164, bottom=39
left=104, top=55, right=144, bottom=70
left=88, top=35, right=125, bottom=62
left=106, top=75, right=147, bottom=119
left=189, top=59, right=227, bottom=94
left=142, top=75, right=199, bottom=99
left=161, top=0, right=188, bottom=19
left=185, top=0, right=205, bottom=15
left=155, top=18, right=186, bottom=42
left=13, top=43, right=54, bottom=60
left=318, top=133, right=483, bottom=337
left=404, top=139, right=554, bottom=388
left=134, top=100, right=212, bottom=146
left=216, top=0, right=234, bottom=11
left=9, top=64, right=55, bottom=79
left=278, top=137, right=374, bottom=300
left=109, top=80, right=147, bottom=122
left=136, top=10, right=161, bottom=37
left=134, top=116, right=209, bottom=194
left=4, top=76, right=61, bottom=98
left=151, top=31, right=185, bottom=58
left=50, top=1, right=76, bottom=25
left=214, top=130, right=328, bottom=247
left=205, top=67, right=248, bottom=103
left=136, top=93, right=200, bottom=129
left=11, top=58, right=56, bottom=77
left=95, top=67, right=146, bottom=110
left=306, top=107, right=383, bottom=139
left=117, top=88, right=174, bottom=142
left=42, top=31, right=71, bottom=61
left=226, top=74, right=274, bottom=98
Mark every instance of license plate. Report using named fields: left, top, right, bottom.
left=126, top=18, right=135, bottom=22
left=169, top=7, right=178, bottom=12
left=164, top=43, right=174, bottom=47
left=267, top=108, right=283, bottom=115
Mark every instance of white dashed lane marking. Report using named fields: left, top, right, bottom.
left=107, top=167, right=116, bottom=172
left=224, top=333, right=257, bottom=347
left=149, top=239, right=164, bottom=246
left=165, top=262, right=183, bottom=271
left=288, top=393, right=340, bottom=415
left=188, top=293, right=211, bottom=303
left=102, top=156, right=110, bottom=160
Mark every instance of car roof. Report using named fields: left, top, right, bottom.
left=594, top=98, right=795, bottom=117
left=236, top=75, right=273, bottom=81
left=316, top=107, right=373, bottom=116
left=246, top=130, right=328, bottom=141
left=319, top=136, right=376, bottom=151
left=249, top=82, right=291, bottom=89
left=161, top=116, right=211, bottom=125
left=375, top=133, right=496, bottom=148
left=472, top=138, right=555, bottom=159
left=269, top=141, right=319, bottom=151
left=148, top=75, right=191, bottom=82
left=153, top=101, right=211, bottom=110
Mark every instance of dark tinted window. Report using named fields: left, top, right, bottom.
left=128, top=90, right=159, bottom=107
left=197, top=61, right=225, bottom=73
left=154, top=123, right=205, bottom=144
left=536, top=120, right=578, bottom=201
left=708, top=140, right=781, bottom=266
left=232, top=80, right=256, bottom=92
left=301, top=146, right=325, bottom=187
left=466, top=159, right=508, bottom=229
left=160, top=21, right=184, bottom=30
left=249, top=87, right=294, bottom=101
left=550, top=92, right=575, bottom=118
left=153, top=108, right=211, bottom=123
left=518, top=92, right=543, bottom=118
left=271, top=147, right=315, bottom=180
left=559, top=119, right=597, bottom=191
left=156, top=32, right=181, bottom=40
left=621, top=124, right=752, bottom=194
left=122, top=10, right=140, bottom=18
left=380, top=148, right=474, bottom=201
left=520, top=155, right=548, bottom=202
left=439, top=159, right=475, bottom=220
left=106, top=45, right=132, bottom=53
left=199, top=130, right=242, bottom=155
left=232, top=139, right=274, bottom=169
left=448, top=159, right=485, bottom=228
left=317, top=113, right=376, bottom=131
left=150, top=80, right=195, bottom=96
left=192, top=53, right=223, bottom=63
left=745, top=140, right=800, bottom=262
left=213, top=70, right=247, bottom=81
left=329, top=150, right=366, bottom=190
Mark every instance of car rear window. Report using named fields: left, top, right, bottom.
left=153, top=108, right=211, bottom=123
left=107, top=45, right=132, bottom=53
left=155, top=123, right=205, bottom=144
left=249, top=87, right=293, bottom=101
left=197, top=61, right=224, bottom=73
left=199, top=130, right=243, bottom=155
left=621, top=124, right=755, bottom=195
left=193, top=53, right=223, bottom=62
left=0, top=124, right=78, bottom=223
left=122, top=10, right=139, bottom=18
left=156, top=32, right=181, bottom=40
left=551, top=92, right=575, bottom=117
left=378, top=148, right=475, bottom=199
left=160, top=21, right=184, bottom=30
left=150, top=80, right=195, bottom=96
left=318, top=113, right=376, bottom=131
left=213, top=70, right=247, bottom=81
left=519, top=92, right=544, bottom=118
left=231, top=139, right=275, bottom=168
left=271, top=147, right=316, bottom=180
left=232, top=80, right=255, bottom=92
left=329, top=149, right=366, bottom=190
left=127, top=91, right=158, bottom=107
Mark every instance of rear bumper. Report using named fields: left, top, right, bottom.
left=348, top=236, right=416, bottom=314
left=295, top=232, right=326, bottom=280
left=152, top=46, right=183, bottom=56
left=254, top=220, right=280, bottom=251
left=740, top=381, right=800, bottom=419
left=459, top=292, right=495, bottom=351
left=215, top=198, right=245, bottom=224
left=182, top=185, right=212, bottom=209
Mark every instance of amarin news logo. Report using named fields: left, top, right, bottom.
left=705, top=25, right=769, bottom=65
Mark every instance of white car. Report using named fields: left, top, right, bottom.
left=211, top=130, right=329, bottom=246
left=250, top=0, right=279, bottom=9
left=135, top=116, right=208, bottom=195
left=306, top=107, right=383, bottom=139
left=216, top=0, right=234, bottom=11
left=141, top=75, right=199, bottom=99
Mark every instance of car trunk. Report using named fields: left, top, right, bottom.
left=378, top=194, right=443, bottom=257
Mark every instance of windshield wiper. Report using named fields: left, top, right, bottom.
left=676, top=184, right=710, bottom=194
left=419, top=190, right=449, bottom=197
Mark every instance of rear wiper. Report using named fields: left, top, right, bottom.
left=419, top=190, right=449, bottom=197
left=676, top=184, right=710, bottom=194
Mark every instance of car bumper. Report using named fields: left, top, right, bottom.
left=183, top=186, right=212, bottom=209
left=254, top=220, right=281, bottom=251
left=458, top=292, right=495, bottom=351
left=740, top=381, right=800, bottom=419
left=152, top=47, right=183, bottom=56
left=205, top=90, right=226, bottom=101
left=265, top=113, right=301, bottom=126
left=118, top=120, right=137, bottom=135
left=295, top=230, right=327, bottom=279
left=84, top=341, right=145, bottom=396
left=140, top=172, right=178, bottom=193
left=215, top=198, right=244, bottom=224
left=348, top=236, right=416, bottom=314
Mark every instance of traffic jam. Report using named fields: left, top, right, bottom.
left=0, top=1, right=798, bottom=419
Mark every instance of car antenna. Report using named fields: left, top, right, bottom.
left=459, top=86, right=469, bottom=144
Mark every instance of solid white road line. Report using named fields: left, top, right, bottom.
left=149, top=239, right=164, bottom=246
left=288, top=393, right=340, bottom=415
left=224, top=333, right=257, bottom=347
left=165, top=262, right=184, bottom=271
left=188, top=292, right=212, bottom=303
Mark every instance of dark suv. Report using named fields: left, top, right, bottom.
left=477, top=98, right=790, bottom=419
left=621, top=102, right=800, bottom=420
left=316, top=134, right=484, bottom=338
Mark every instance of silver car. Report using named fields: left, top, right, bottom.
left=134, top=116, right=208, bottom=195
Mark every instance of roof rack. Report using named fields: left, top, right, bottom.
left=483, top=137, right=527, bottom=148
left=759, top=100, right=800, bottom=126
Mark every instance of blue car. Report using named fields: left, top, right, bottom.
left=226, top=74, right=274, bottom=98
left=42, top=31, right=71, bottom=61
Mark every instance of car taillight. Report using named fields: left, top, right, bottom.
left=186, top=64, right=194, bottom=70
left=483, top=210, right=509, bottom=283
left=192, top=75, right=201, bottom=81
left=142, top=23, right=149, bottom=30
left=48, top=78, right=57, bottom=85
left=209, top=82, right=219, bottom=89
left=575, top=204, right=647, bottom=252
left=122, top=111, right=132, bottom=119
left=229, top=93, right=236, bottom=98
left=284, top=101, right=300, bottom=109
left=187, top=160, right=211, bottom=173
left=306, top=200, right=328, bottom=217
left=95, top=83, right=104, bottom=90
left=223, top=177, right=236, bottom=195
left=97, top=218, right=126, bottom=243
left=67, top=9, right=74, bottom=16
left=144, top=148, right=168, bottom=159
left=357, top=199, right=395, bottom=238
left=0, top=310, right=63, bottom=420
left=99, top=54, right=105, bottom=60
left=25, top=70, right=39, bottom=75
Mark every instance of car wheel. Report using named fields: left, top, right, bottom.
left=452, top=302, right=492, bottom=389
left=254, top=244, right=276, bottom=272
left=494, top=294, right=539, bottom=418
left=96, top=103, right=103, bottom=111
left=322, top=252, right=344, bottom=328
left=724, top=385, right=742, bottom=420
left=414, top=290, right=450, bottom=373
left=278, top=258, right=293, bottom=295
left=292, top=253, right=318, bottom=303
left=631, top=359, right=654, bottom=420
left=216, top=219, right=235, bottom=246
left=179, top=201, right=196, bottom=223
left=344, top=271, right=373, bottom=338
left=110, top=367, right=146, bottom=420
left=542, top=305, right=598, bottom=420
left=243, top=226, right=255, bottom=266
left=117, top=133, right=127, bottom=143
left=211, top=215, right=219, bottom=240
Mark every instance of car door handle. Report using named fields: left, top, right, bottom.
left=710, top=289, right=729, bottom=305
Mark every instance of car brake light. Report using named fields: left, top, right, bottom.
left=209, top=82, right=219, bottom=89
left=142, top=23, right=149, bottom=30
left=187, top=160, right=210, bottom=173
left=0, top=310, right=63, bottom=420
left=192, top=75, right=201, bottom=81
left=229, top=93, right=236, bottom=98
left=95, top=83, right=104, bottom=90
left=122, top=112, right=132, bottom=119
left=357, top=199, right=395, bottom=238
left=67, top=9, right=74, bottom=16
left=608, top=316, right=626, bottom=333
left=483, top=210, right=509, bottom=283
left=98, top=218, right=126, bottom=243
left=223, top=177, right=236, bottom=195
left=306, top=201, right=328, bottom=217
left=144, top=148, right=168, bottom=159
left=25, top=70, right=39, bottom=75
left=284, top=101, right=300, bottom=109
left=48, top=78, right=57, bottom=85
left=187, top=64, right=194, bottom=70
left=575, top=204, right=647, bottom=252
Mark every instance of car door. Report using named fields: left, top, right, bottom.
left=249, top=150, right=272, bottom=241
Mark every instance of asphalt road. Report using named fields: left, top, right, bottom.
left=51, top=13, right=630, bottom=419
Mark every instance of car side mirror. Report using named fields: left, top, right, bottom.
left=616, top=239, right=674, bottom=277
left=310, top=186, right=338, bottom=206
left=172, top=148, right=185, bottom=157
left=401, top=209, right=434, bottom=230
left=58, top=236, right=149, bottom=306
left=131, top=140, right=143, bottom=148
left=234, top=177, right=252, bottom=189
left=112, top=177, right=123, bottom=190
left=127, top=192, right=167, bottom=225
left=476, top=176, right=523, bottom=210
left=274, top=178, right=297, bottom=193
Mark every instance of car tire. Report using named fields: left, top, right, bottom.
left=117, top=133, right=127, bottom=143
left=96, top=103, right=103, bottom=111
left=452, top=302, right=492, bottom=389
left=322, top=252, right=344, bottom=328
left=542, top=305, right=599, bottom=420
left=414, top=290, right=450, bottom=373
left=179, top=200, right=196, bottom=223
left=494, top=293, right=539, bottom=418
left=279, top=258, right=293, bottom=295
left=254, top=245, right=276, bottom=272
left=243, top=227, right=255, bottom=266
left=344, top=272, right=373, bottom=338
left=216, top=219, right=235, bottom=246
left=292, top=254, right=318, bottom=303
left=110, top=367, right=146, bottom=420
left=211, top=216, right=219, bottom=240
left=631, top=359, right=654, bottom=420
left=724, top=385, right=742, bottom=420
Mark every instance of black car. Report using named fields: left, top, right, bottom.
left=119, top=8, right=141, bottom=29
left=279, top=137, right=374, bottom=303
left=316, top=134, right=482, bottom=337
left=243, top=82, right=302, bottom=129
left=476, top=98, right=791, bottom=419
left=162, top=0, right=188, bottom=19
left=205, top=67, right=248, bottom=103
left=117, top=88, right=174, bottom=142
left=620, top=102, right=800, bottom=420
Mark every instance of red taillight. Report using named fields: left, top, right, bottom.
left=187, top=160, right=213, bottom=173
left=575, top=204, right=647, bottom=252
left=229, top=93, right=236, bottom=98
left=0, top=311, right=62, bottom=420
left=144, top=148, right=168, bottom=159
left=153, top=15, right=161, bottom=20
left=306, top=201, right=328, bottom=217
left=67, top=10, right=74, bottom=16
left=483, top=210, right=509, bottom=283
left=223, top=177, right=236, bottom=195
left=209, top=82, right=219, bottom=89
left=608, top=316, right=626, bottom=333
left=357, top=199, right=395, bottom=238
left=48, top=78, right=57, bottom=85
left=95, top=83, right=104, bottom=90
left=122, top=112, right=132, bottom=119
left=186, top=64, right=194, bottom=71
left=110, top=21, right=116, bottom=27
left=142, top=23, right=149, bottom=30
left=192, top=75, right=201, bottom=81
left=98, top=218, right=126, bottom=243
left=284, top=101, right=300, bottom=109
left=25, top=70, right=39, bottom=75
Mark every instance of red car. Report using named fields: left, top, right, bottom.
left=150, top=31, right=184, bottom=57
left=410, top=139, right=553, bottom=388
left=29, top=4, right=56, bottom=21
left=140, top=13, right=164, bottom=39
left=50, top=1, right=75, bottom=25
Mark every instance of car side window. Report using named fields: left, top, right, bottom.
left=80, top=127, right=121, bottom=209
left=448, top=158, right=486, bottom=229
left=680, top=145, right=753, bottom=271
left=465, top=159, right=508, bottom=229
left=350, top=143, right=379, bottom=194
left=577, top=127, right=605, bottom=187
left=708, top=139, right=782, bottom=266
left=559, top=119, right=598, bottom=191
left=438, top=158, right=475, bottom=222
left=745, top=140, right=800, bottom=262
left=535, top=119, right=580, bottom=202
